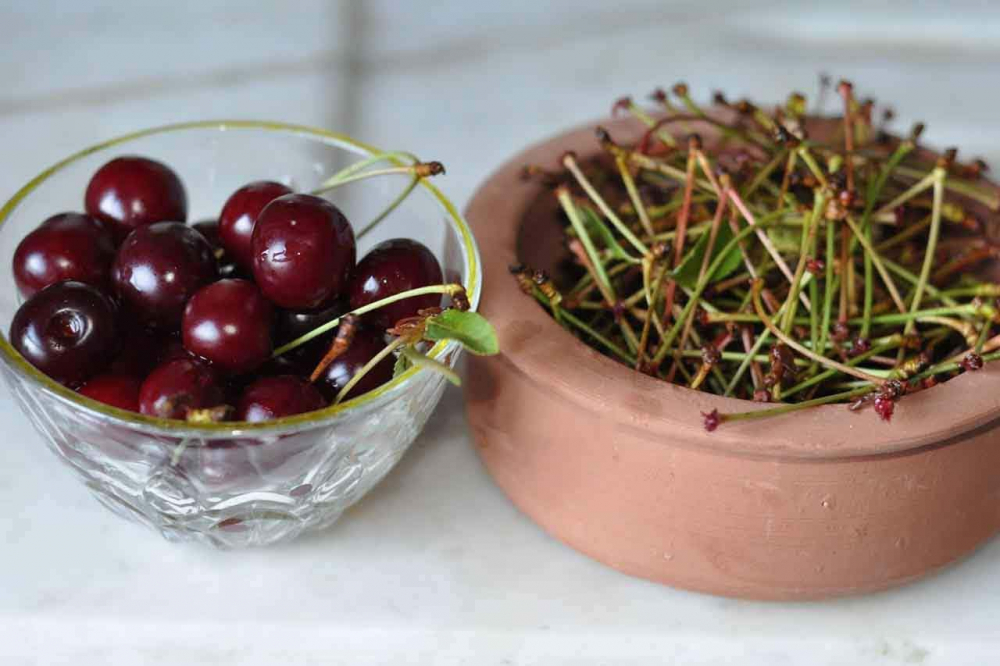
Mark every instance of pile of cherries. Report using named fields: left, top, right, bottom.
left=10, top=156, right=444, bottom=423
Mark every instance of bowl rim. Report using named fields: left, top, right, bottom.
left=0, top=120, right=481, bottom=436
left=465, top=114, right=1000, bottom=460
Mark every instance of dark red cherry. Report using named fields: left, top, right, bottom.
left=192, top=219, right=223, bottom=253
left=79, top=374, right=141, bottom=412
left=138, top=357, right=225, bottom=420
left=219, top=181, right=293, bottom=270
left=108, top=325, right=176, bottom=377
left=314, top=327, right=394, bottom=402
left=84, top=156, right=187, bottom=240
left=276, top=299, right=347, bottom=345
left=9, top=281, right=120, bottom=386
left=12, top=212, right=116, bottom=298
left=348, top=238, right=442, bottom=329
left=112, top=221, right=218, bottom=329
left=236, top=375, right=326, bottom=423
left=251, top=194, right=356, bottom=309
left=182, top=279, right=273, bottom=374
left=193, top=219, right=246, bottom=279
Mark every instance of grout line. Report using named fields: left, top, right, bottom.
left=336, top=0, right=365, bottom=139
left=0, top=4, right=718, bottom=119
left=4, top=0, right=998, bottom=120
left=0, top=52, right=344, bottom=119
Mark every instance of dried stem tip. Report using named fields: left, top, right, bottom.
left=415, top=161, right=446, bottom=177
left=309, top=314, right=360, bottom=382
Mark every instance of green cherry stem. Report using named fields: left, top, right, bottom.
left=714, top=386, right=875, bottom=427
left=272, top=284, right=464, bottom=358
left=904, top=167, right=947, bottom=335
left=334, top=337, right=407, bottom=405
left=751, top=280, right=885, bottom=385
left=563, top=153, right=650, bottom=256
left=310, top=161, right=444, bottom=196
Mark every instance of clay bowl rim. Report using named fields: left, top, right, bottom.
left=466, top=113, right=1000, bottom=461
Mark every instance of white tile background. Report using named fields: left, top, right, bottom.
left=2, top=2, right=1000, bottom=664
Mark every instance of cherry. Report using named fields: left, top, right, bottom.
left=138, top=357, right=225, bottom=420
left=348, top=238, right=443, bottom=328
left=219, top=181, right=293, bottom=270
left=9, top=281, right=120, bottom=386
left=313, top=327, right=394, bottom=402
left=112, top=221, right=218, bottom=329
left=79, top=374, right=141, bottom=412
left=193, top=219, right=244, bottom=279
left=236, top=375, right=326, bottom=422
left=251, top=194, right=356, bottom=309
left=12, top=212, right=116, bottom=298
left=84, top=156, right=187, bottom=240
left=108, top=326, right=176, bottom=377
left=182, top=279, right=273, bottom=374
left=192, top=219, right=223, bottom=253
left=276, top=299, right=347, bottom=345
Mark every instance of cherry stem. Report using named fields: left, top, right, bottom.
left=628, top=151, right=715, bottom=194
left=781, top=190, right=825, bottom=333
left=355, top=176, right=420, bottom=241
left=334, top=337, right=407, bottom=405
left=742, top=148, right=788, bottom=199
left=272, top=284, right=464, bottom=358
left=561, top=306, right=636, bottom=364
left=894, top=165, right=999, bottom=211
left=310, top=162, right=444, bottom=196
left=842, top=214, right=907, bottom=314
left=614, top=154, right=656, bottom=239
left=910, top=350, right=1000, bottom=383
left=727, top=187, right=811, bottom=310
left=562, top=153, right=650, bottom=256
left=751, top=279, right=885, bottom=385
left=557, top=188, right=616, bottom=301
left=904, top=167, right=947, bottom=336
left=669, top=190, right=729, bottom=375
left=650, top=222, right=758, bottom=365
left=782, top=336, right=903, bottom=399
left=716, top=385, right=875, bottom=426
left=622, top=99, right=679, bottom=148
left=873, top=171, right=936, bottom=218
left=309, top=315, right=359, bottom=382
left=308, top=151, right=418, bottom=195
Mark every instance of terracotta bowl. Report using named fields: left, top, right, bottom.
left=464, top=114, right=1000, bottom=600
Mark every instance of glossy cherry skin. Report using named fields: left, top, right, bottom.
left=348, top=238, right=442, bottom=329
left=12, top=212, right=116, bottom=298
left=138, top=357, right=225, bottom=420
left=9, top=281, right=120, bottom=386
left=314, top=327, right=394, bottom=402
left=251, top=194, right=356, bottom=309
left=275, top=299, right=347, bottom=345
left=236, top=375, right=326, bottom=422
left=84, top=156, right=187, bottom=241
left=192, top=219, right=245, bottom=279
left=112, top=221, right=218, bottom=330
left=182, top=279, right=273, bottom=374
left=79, top=374, right=141, bottom=412
left=219, top=181, right=293, bottom=270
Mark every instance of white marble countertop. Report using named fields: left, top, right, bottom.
left=2, top=2, right=999, bottom=664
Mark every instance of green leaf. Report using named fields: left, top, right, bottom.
left=401, top=346, right=461, bottom=386
left=671, top=222, right=743, bottom=288
left=578, top=206, right=641, bottom=264
left=424, top=309, right=499, bottom=355
left=393, top=350, right=413, bottom=378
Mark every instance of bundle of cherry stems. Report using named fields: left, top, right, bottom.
left=514, top=82, right=1000, bottom=427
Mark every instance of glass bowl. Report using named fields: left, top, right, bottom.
left=0, top=121, right=481, bottom=548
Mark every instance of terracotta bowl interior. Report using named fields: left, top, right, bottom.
left=502, top=113, right=1000, bottom=461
